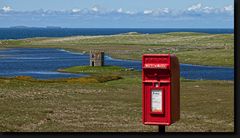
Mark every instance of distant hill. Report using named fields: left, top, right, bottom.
left=46, top=26, right=62, bottom=29
left=10, top=26, right=30, bottom=29
left=9, top=26, right=62, bottom=29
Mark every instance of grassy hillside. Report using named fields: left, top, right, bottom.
left=0, top=32, right=234, bottom=67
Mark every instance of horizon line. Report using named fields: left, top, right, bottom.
left=0, top=27, right=234, bottom=29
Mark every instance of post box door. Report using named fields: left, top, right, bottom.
left=143, top=82, right=171, bottom=125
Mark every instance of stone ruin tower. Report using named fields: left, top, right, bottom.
left=90, top=50, right=104, bottom=66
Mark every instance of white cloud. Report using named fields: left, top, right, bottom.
left=92, top=6, right=99, bottom=12
left=125, top=11, right=135, bottom=15
left=143, top=10, right=153, bottom=14
left=223, top=5, right=233, bottom=12
left=218, top=5, right=233, bottom=15
left=117, top=8, right=123, bottom=13
left=185, top=3, right=233, bottom=15
left=2, top=6, right=12, bottom=12
left=72, top=8, right=81, bottom=13
left=0, top=4, right=233, bottom=20
left=201, top=6, right=215, bottom=14
left=144, top=8, right=170, bottom=16
left=187, top=3, right=202, bottom=11
left=162, top=8, right=169, bottom=13
left=186, top=3, right=223, bottom=15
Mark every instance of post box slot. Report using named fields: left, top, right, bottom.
left=144, top=76, right=170, bottom=82
left=142, top=64, right=169, bottom=69
left=143, top=69, right=170, bottom=82
left=143, top=56, right=169, bottom=65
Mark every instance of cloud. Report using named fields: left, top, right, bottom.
left=187, top=3, right=202, bottom=11
left=154, top=8, right=170, bottom=15
left=72, top=8, right=81, bottom=13
left=0, top=3, right=233, bottom=28
left=125, top=11, right=135, bottom=15
left=2, top=6, right=12, bottom=12
left=222, top=5, right=233, bottom=14
left=186, top=3, right=216, bottom=14
left=0, top=3, right=228, bottom=17
left=92, top=6, right=99, bottom=12
left=143, top=10, right=153, bottom=14
left=142, top=8, right=170, bottom=16
left=201, top=6, right=214, bottom=13
left=187, top=3, right=218, bottom=14
left=224, top=5, right=233, bottom=11
left=117, top=8, right=123, bottom=13
left=185, top=3, right=233, bottom=15
left=161, top=8, right=169, bottom=13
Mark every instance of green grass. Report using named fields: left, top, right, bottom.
left=0, top=75, right=233, bottom=132
left=57, top=65, right=140, bottom=83
left=59, top=65, right=139, bottom=77
left=59, top=65, right=126, bottom=74
left=0, top=32, right=234, bottom=67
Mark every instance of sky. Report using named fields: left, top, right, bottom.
left=0, top=0, right=234, bottom=28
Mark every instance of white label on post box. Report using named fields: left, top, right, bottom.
left=151, top=89, right=162, bottom=112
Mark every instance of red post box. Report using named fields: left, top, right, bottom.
left=142, top=54, right=180, bottom=126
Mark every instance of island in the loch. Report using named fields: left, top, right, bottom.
left=0, top=32, right=234, bottom=132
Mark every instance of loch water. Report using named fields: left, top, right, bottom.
left=0, top=48, right=233, bottom=80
